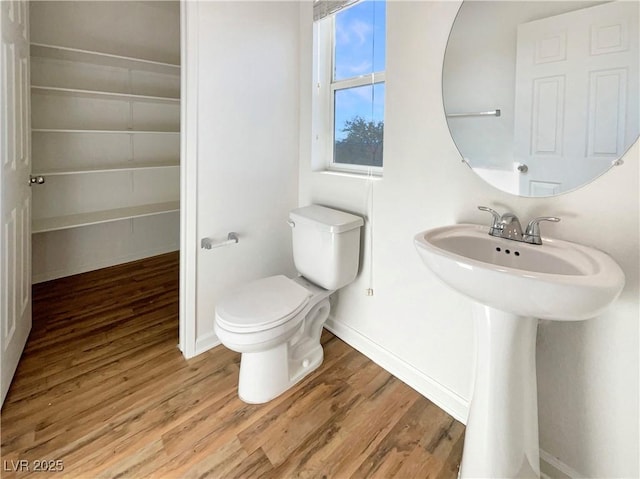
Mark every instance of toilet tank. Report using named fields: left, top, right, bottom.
left=289, top=205, right=364, bottom=291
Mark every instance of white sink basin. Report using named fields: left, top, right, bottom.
left=414, top=223, right=625, bottom=478
left=414, top=224, right=624, bottom=321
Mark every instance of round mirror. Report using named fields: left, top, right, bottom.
left=443, top=1, right=639, bottom=197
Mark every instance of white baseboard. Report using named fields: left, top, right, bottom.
left=540, top=449, right=581, bottom=479
left=194, top=331, right=221, bottom=357
left=32, top=245, right=179, bottom=284
left=324, top=318, right=469, bottom=424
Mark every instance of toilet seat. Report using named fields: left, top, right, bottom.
left=216, top=275, right=311, bottom=333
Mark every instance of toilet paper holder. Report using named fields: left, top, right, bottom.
left=200, top=232, right=239, bottom=250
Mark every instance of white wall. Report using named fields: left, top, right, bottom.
left=185, top=1, right=300, bottom=354
left=299, top=2, right=638, bottom=477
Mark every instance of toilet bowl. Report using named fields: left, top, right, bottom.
left=214, top=205, right=364, bottom=403
left=215, top=275, right=332, bottom=403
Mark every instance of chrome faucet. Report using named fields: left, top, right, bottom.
left=478, top=206, right=560, bottom=245
left=497, top=211, right=523, bottom=240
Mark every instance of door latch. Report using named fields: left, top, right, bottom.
left=29, top=175, right=45, bottom=186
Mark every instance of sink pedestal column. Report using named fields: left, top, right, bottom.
left=460, top=304, right=540, bottom=478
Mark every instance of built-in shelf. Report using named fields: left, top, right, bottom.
left=30, top=43, right=180, bottom=75
left=33, top=161, right=179, bottom=176
left=32, top=201, right=180, bottom=234
left=32, top=128, right=179, bottom=134
left=31, top=85, right=179, bottom=103
left=30, top=38, right=180, bottom=240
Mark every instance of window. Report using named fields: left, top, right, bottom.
left=313, top=0, right=386, bottom=174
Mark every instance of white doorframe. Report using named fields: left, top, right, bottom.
left=179, top=0, right=198, bottom=359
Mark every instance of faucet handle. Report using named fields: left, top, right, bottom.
left=525, top=216, right=560, bottom=244
left=478, top=206, right=503, bottom=236
left=478, top=206, right=501, bottom=226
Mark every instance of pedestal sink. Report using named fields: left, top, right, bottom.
left=414, top=224, right=625, bottom=478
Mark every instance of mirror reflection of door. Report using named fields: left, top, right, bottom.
left=514, top=1, right=639, bottom=196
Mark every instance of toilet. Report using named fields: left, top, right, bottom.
left=214, top=204, right=364, bottom=404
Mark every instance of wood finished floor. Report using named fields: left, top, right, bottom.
left=1, top=252, right=464, bottom=478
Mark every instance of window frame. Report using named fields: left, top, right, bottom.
left=312, top=3, right=386, bottom=176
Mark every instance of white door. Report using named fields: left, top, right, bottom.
left=514, top=1, right=639, bottom=196
left=1, top=0, right=31, bottom=406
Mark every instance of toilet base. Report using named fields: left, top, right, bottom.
left=238, top=342, right=323, bottom=404
left=236, top=297, right=330, bottom=404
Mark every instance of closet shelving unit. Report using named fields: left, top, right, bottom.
left=30, top=43, right=180, bottom=234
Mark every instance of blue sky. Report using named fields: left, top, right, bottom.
left=333, top=0, right=386, bottom=141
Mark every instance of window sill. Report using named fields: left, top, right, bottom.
left=314, top=168, right=383, bottom=181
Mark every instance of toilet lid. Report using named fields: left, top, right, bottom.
left=216, top=275, right=311, bottom=333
